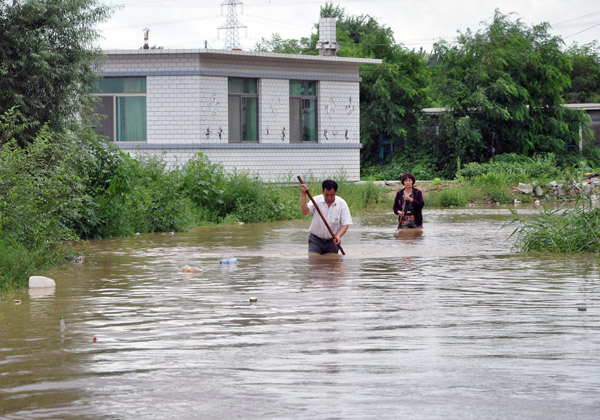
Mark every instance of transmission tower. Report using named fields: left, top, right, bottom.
left=218, top=0, right=247, bottom=50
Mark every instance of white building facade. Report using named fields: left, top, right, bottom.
left=94, top=48, right=381, bottom=182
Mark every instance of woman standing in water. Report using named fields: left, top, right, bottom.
left=393, top=172, right=425, bottom=229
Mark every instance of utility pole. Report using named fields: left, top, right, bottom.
left=218, top=0, right=247, bottom=50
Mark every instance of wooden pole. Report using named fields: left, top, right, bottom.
left=298, top=176, right=345, bottom=255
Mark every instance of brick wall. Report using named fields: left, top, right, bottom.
left=121, top=147, right=361, bottom=182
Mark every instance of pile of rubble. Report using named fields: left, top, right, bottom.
left=517, top=172, right=600, bottom=200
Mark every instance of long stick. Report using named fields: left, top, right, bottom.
left=298, top=176, right=345, bottom=255
left=399, top=191, right=407, bottom=228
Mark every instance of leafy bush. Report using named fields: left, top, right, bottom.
left=0, top=129, right=84, bottom=250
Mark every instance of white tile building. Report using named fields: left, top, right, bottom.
left=94, top=48, right=381, bottom=182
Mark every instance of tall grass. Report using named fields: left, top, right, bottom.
left=510, top=198, right=600, bottom=254
left=426, top=185, right=478, bottom=207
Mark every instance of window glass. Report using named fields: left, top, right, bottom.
left=92, top=77, right=147, bottom=142
left=290, top=81, right=317, bottom=142
left=302, top=99, right=317, bottom=141
left=228, top=78, right=257, bottom=94
left=228, top=78, right=258, bottom=142
left=290, top=81, right=315, bottom=96
left=94, top=77, right=146, bottom=93
left=242, top=97, right=258, bottom=141
left=116, top=97, right=147, bottom=141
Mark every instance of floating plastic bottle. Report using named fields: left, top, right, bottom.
left=59, top=316, right=66, bottom=332
left=219, top=258, right=238, bottom=264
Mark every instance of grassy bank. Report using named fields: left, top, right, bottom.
left=423, top=153, right=599, bottom=207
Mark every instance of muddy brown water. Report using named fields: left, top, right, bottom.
left=1, top=208, right=599, bottom=419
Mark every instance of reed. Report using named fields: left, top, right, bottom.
left=510, top=198, right=600, bottom=254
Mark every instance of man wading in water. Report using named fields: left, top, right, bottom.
left=300, top=179, right=352, bottom=254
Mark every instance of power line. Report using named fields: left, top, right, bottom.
left=564, top=22, right=600, bottom=40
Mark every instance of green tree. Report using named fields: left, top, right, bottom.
left=0, top=0, right=112, bottom=146
left=563, top=42, right=600, bottom=103
left=254, top=33, right=313, bottom=54
left=430, top=10, right=588, bottom=175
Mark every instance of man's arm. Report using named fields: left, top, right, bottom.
left=300, top=184, right=310, bottom=216
left=333, top=224, right=349, bottom=246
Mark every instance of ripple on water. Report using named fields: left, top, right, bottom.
left=1, top=211, right=598, bottom=419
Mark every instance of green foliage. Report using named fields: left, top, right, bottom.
left=510, top=199, right=600, bottom=253
left=253, top=33, right=314, bottom=54
left=459, top=153, right=561, bottom=184
left=180, top=154, right=226, bottom=216
left=426, top=185, right=478, bottom=207
left=337, top=181, right=388, bottom=211
left=361, top=147, right=438, bottom=181
left=582, top=143, right=600, bottom=169
left=0, top=128, right=85, bottom=250
left=216, top=171, right=298, bottom=223
left=563, top=42, right=600, bottom=103
left=0, top=126, right=90, bottom=292
left=456, top=153, right=563, bottom=203
left=0, top=0, right=112, bottom=145
left=0, top=239, right=36, bottom=292
left=429, top=10, right=589, bottom=173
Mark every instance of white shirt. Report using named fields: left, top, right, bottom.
left=307, top=194, right=353, bottom=239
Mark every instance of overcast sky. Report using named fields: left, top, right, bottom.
left=98, top=0, right=600, bottom=51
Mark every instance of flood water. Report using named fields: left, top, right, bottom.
left=1, top=208, right=599, bottom=419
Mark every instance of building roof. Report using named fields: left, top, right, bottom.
left=424, top=104, right=600, bottom=114
left=103, top=48, right=382, bottom=65
left=564, top=103, right=600, bottom=111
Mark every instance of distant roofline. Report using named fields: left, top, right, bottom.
left=102, top=48, right=382, bottom=65
left=424, top=103, right=600, bottom=114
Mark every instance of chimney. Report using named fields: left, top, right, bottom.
left=316, top=18, right=338, bottom=56
left=143, top=28, right=150, bottom=50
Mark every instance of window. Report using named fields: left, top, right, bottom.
left=289, top=81, right=317, bottom=142
left=92, top=77, right=146, bottom=142
left=228, top=78, right=258, bottom=142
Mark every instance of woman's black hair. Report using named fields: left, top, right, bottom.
left=400, top=172, right=416, bottom=185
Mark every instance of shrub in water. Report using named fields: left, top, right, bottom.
left=510, top=199, right=600, bottom=253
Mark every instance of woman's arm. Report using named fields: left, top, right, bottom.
left=412, top=189, right=425, bottom=210
left=393, top=191, right=403, bottom=214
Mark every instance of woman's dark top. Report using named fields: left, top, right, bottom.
left=393, top=188, right=425, bottom=227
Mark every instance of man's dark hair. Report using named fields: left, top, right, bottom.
left=401, top=172, right=416, bottom=185
left=322, top=179, right=338, bottom=192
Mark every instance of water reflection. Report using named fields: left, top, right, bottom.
left=1, top=208, right=599, bottom=420
left=394, top=227, right=423, bottom=243
left=308, top=253, right=344, bottom=279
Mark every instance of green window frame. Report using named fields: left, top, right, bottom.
left=290, top=80, right=317, bottom=143
left=228, top=78, right=258, bottom=142
left=92, top=77, right=147, bottom=142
